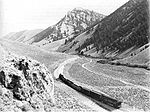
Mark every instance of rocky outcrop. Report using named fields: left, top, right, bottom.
left=0, top=52, right=54, bottom=112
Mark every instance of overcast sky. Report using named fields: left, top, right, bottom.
left=1, top=0, right=129, bottom=36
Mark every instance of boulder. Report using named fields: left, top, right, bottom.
left=0, top=52, right=54, bottom=112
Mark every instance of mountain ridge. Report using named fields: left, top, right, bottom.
left=3, top=29, right=43, bottom=43
left=57, top=0, right=149, bottom=59
left=28, top=8, right=105, bottom=46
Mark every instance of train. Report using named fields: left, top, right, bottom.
left=59, top=74, right=122, bottom=109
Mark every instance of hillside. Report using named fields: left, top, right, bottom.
left=3, top=29, right=43, bottom=43
left=58, top=0, right=149, bottom=59
left=4, top=30, right=26, bottom=41
left=0, top=39, right=72, bottom=70
left=118, top=43, right=150, bottom=65
left=28, top=8, right=105, bottom=46
left=40, top=39, right=65, bottom=51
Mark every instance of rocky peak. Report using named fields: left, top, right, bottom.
left=72, top=7, right=86, bottom=11
left=49, top=8, right=105, bottom=41
left=66, top=7, right=104, bottom=23
left=31, top=8, right=105, bottom=46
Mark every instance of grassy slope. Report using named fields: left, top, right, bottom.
left=3, top=29, right=43, bottom=44
left=17, top=29, right=43, bottom=42
left=0, top=39, right=72, bottom=73
left=85, top=61, right=150, bottom=88
left=119, top=46, right=150, bottom=65
left=38, top=38, right=65, bottom=51
left=5, top=30, right=26, bottom=41
left=68, top=63, right=126, bottom=87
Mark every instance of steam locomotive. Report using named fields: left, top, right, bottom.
left=59, top=74, right=122, bottom=109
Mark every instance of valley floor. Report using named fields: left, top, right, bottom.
left=64, top=57, right=150, bottom=112
left=0, top=39, right=149, bottom=112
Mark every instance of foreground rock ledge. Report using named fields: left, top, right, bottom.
left=0, top=52, right=54, bottom=112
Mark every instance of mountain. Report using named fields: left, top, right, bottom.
left=57, top=0, right=149, bottom=59
left=4, top=30, right=26, bottom=41
left=3, top=29, right=43, bottom=43
left=28, top=8, right=105, bottom=46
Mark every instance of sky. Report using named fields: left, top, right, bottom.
left=1, top=0, right=129, bottom=37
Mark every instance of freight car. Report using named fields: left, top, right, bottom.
left=100, top=94, right=122, bottom=109
left=81, top=88, right=121, bottom=109
left=59, top=74, right=73, bottom=85
left=70, top=83, right=82, bottom=92
left=59, top=74, right=122, bottom=109
left=80, top=88, right=91, bottom=97
left=59, top=74, right=82, bottom=92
